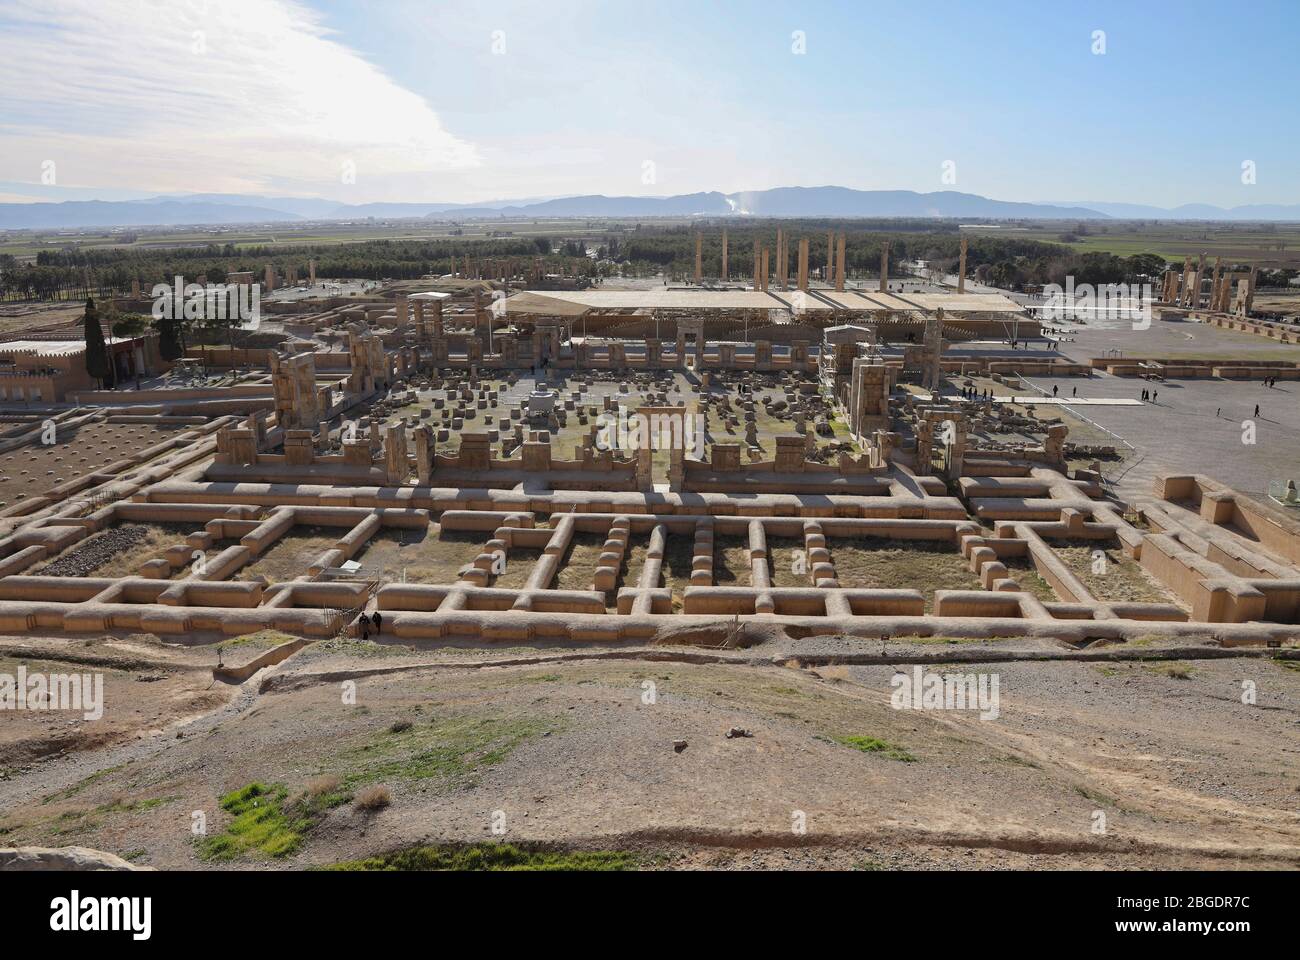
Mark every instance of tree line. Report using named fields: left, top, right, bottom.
left=4, top=223, right=1234, bottom=302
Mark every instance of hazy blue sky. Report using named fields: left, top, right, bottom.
left=1, top=0, right=1295, bottom=206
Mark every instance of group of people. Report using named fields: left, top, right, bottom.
left=1141, top=388, right=1158, bottom=403
left=1262, top=376, right=1282, bottom=388
left=358, top=611, right=384, bottom=641
left=959, top=385, right=991, bottom=401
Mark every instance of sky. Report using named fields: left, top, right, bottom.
left=0, top=0, right=1297, bottom=207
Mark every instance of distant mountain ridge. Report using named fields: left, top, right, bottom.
left=1041, top=200, right=1300, bottom=221
left=4, top=185, right=1300, bottom=230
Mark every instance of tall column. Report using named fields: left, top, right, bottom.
left=797, top=238, right=809, bottom=292
left=308, top=259, right=316, bottom=285
left=264, top=263, right=275, bottom=292
left=694, top=232, right=703, bottom=284
left=721, top=228, right=728, bottom=281
left=835, top=233, right=846, bottom=293
left=761, top=247, right=770, bottom=292
left=775, top=229, right=784, bottom=289
left=923, top=309, right=944, bottom=391
left=957, top=236, right=968, bottom=294
left=1177, top=256, right=1191, bottom=304
left=879, top=241, right=890, bottom=293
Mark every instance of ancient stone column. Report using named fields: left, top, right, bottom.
left=835, top=233, right=846, bottom=293
left=923, top=308, right=944, bottom=391
left=414, top=425, right=432, bottom=484
left=958, top=237, right=968, bottom=294
left=721, top=228, right=728, bottom=281
left=694, top=232, right=703, bottom=284
left=798, top=238, right=809, bottom=292
left=761, top=247, right=770, bottom=292
left=308, top=259, right=316, bottom=285
left=914, top=419, right=933, bottom=477
left=264, top=263, right=275, bottom=292
left=879, top=241, right=890, bottom=293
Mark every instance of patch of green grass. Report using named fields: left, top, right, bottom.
left=197, top=782, right=347, bottom=862
left=324, top=842, right=636, bottom=872
left=853, top=858, right=888, bottom=871
left=833, top=735, right=917, bottom=763
left=1273, top=659, right=1300, bottom=673
left=340, top=714, right=563, bottom=788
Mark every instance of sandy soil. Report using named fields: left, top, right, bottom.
left=1, top=631, right=1296, bottom=871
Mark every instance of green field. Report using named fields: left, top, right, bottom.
left=963, top=222, right=1300, bottom=267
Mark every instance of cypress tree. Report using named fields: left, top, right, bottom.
left=82, top=297, right=111, bottom=388
left=157, top=317, right=184, bottom=362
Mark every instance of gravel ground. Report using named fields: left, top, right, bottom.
left=1, top=632, right=1296, bottom=871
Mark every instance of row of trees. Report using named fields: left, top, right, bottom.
left=15, top=223, right=1266, bottom=303
left=3, top=237, right=577, bottom=302
left=79, top=298, right=187, bottom=389
left=975, top=252, right=1172, bottom=290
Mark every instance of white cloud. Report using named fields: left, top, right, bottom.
left=0, top=0, right=479, bottom=199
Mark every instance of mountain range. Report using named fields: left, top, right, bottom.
left=3, top=186, right=1300, bottom=230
